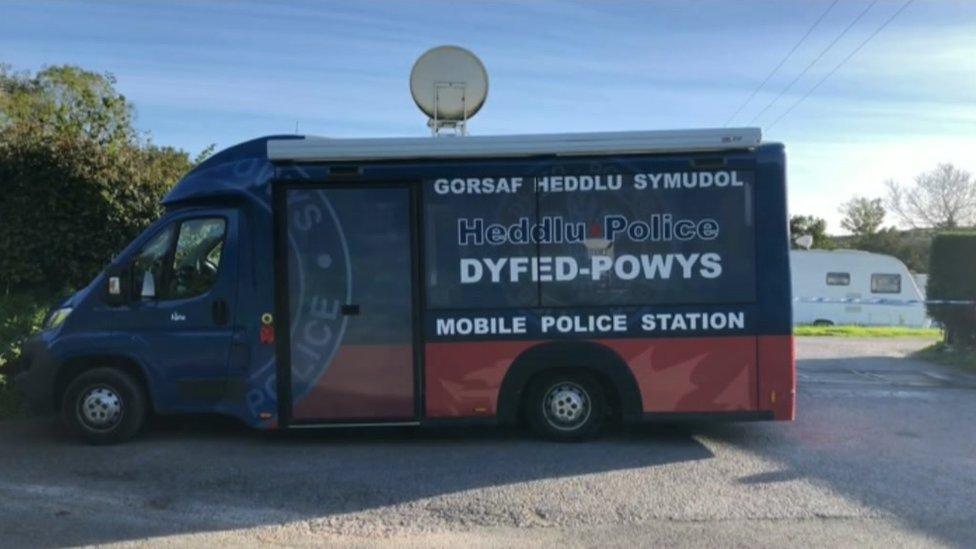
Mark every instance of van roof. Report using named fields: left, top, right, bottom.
left=164, top=128, right=772, bottom=206
left=266, top=128, right=763, bottom=163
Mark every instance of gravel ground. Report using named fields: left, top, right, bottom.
left=1, top=337, right=975, bottom=548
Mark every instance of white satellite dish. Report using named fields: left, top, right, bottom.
left=795, top=234, right=814, bottom=250
left=410, top=45, right=488, bottom=136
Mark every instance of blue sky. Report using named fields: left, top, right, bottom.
left=3, top=0, right=974, bottom=231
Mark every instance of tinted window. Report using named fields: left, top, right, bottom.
left=826, top=272, right=850, bottom=286
left=167, top=218, right=226, bottom=300
left=537, top=171, right=756, bottom=306
left=131, top=226, right=173, bottom=300
left=284, top=187, right=415, bottom=407
left=424, top=177, right=538, bottom=309
left=871, top=273, right=901, bottom=294
left=422, top=169, right=756, bottom=309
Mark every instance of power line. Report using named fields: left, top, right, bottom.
left=724, top=0, right=840, bottom=127
left=767, top=0, right=915, bottom=130
left=747, top=0, right=880, bottom=126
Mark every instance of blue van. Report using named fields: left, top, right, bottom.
left=16, top=128, right=795, bottom=444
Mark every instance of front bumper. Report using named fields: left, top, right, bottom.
left=13, top=335, right=59, bottom=415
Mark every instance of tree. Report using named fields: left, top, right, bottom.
left=0, top=64, right=135, bottom=147
left=852, top=227, right=930, bottom=273
left=789, top=215, right=833, bottom=249
left=839, top=196, right=885, bottom=236
left=0, top=65, right=199, bottom=294
left=885, top=164, right=976, bottom=229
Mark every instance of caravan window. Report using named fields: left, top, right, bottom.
left=826, top=272, right=850, bottom=286
left=871, top=273, right=901, bottom=294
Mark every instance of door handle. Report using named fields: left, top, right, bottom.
left=212, top=299, right=229, bottom=326
left=341, top=304, right=360, bottom=316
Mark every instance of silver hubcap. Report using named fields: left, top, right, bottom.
left=79, top=386, right=123, bottom=431
left=543, top=382, right=591, bottom=431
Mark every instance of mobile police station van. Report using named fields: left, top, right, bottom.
left=16, top=47, right=795, bottom=443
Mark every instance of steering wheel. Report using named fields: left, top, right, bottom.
left=200, top=258, right=218, bottom=278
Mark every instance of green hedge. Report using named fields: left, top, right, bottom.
left=927, top=232, right=976, bottom=347
left=1, top=65, right=197, bottom=295
left=0, top=133, right=192, bottom=294
left=0, top=292, right=50, bottom=419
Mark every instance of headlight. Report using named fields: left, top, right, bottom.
left=45, top=307, right=73, bottom=330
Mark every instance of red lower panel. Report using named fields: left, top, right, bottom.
left=601, top=337, right=757, bottom=413
left=424, top=337, right=760, bottom=419
left=757, top=335, right=796, bottom=420
left=424, top=341, right=535, bottom=418
left=292, top=344, right=414, bottom=420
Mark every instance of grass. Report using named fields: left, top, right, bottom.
left=794, top=325, right=942, bottom=338
left=914, top=342, right=976, bottom=372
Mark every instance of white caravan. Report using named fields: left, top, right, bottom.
left=912, top=273, right=929, bottom=300
left=790, top=250, right=930, bottom=327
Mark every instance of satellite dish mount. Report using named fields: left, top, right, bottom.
left=410, top=46, right=488, bottom=137
left=430, top=82, right=470, bottom=136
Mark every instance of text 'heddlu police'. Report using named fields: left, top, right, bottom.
left=458, top=215, right=720, bottom=246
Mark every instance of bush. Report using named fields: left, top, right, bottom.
left=0, top=131, right=190, bottom=293
left=927, top=232, right=976, bottom=347
left=0, top=292, right=50, bottom=419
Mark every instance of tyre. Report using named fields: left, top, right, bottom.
left=61, top=368, right=147, bottom=444
left=812, top=319, right=834, bottom=327
left=525, top=371, right=606, bottom=441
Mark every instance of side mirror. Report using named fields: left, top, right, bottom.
left=140, top=271, right=156, bottom=299
left=105, top=268, right=130, bottom=307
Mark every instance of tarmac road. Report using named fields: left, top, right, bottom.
left=1, top=337, right=975, bottom=548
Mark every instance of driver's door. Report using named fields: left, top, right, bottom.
left=130, top=209, right=240, bottom=411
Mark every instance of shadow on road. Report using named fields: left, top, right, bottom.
left=0, top=415, right=712, bottom=547
left=694, top=351, right=976, bottom=548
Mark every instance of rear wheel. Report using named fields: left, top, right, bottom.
left=61, top=368, right=147, bottom=444
left=525, top=372, right=606, bottom=441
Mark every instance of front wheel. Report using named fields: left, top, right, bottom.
left=525, top=372, right=606, bottom=441
left=61, top=368, right=147, bottom=444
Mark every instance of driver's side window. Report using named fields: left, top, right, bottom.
left=130, top=217, right=226, bottom=301
left=131, top=226, right=173, bottom=301
left=168, top=218, right=226, bottom=300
